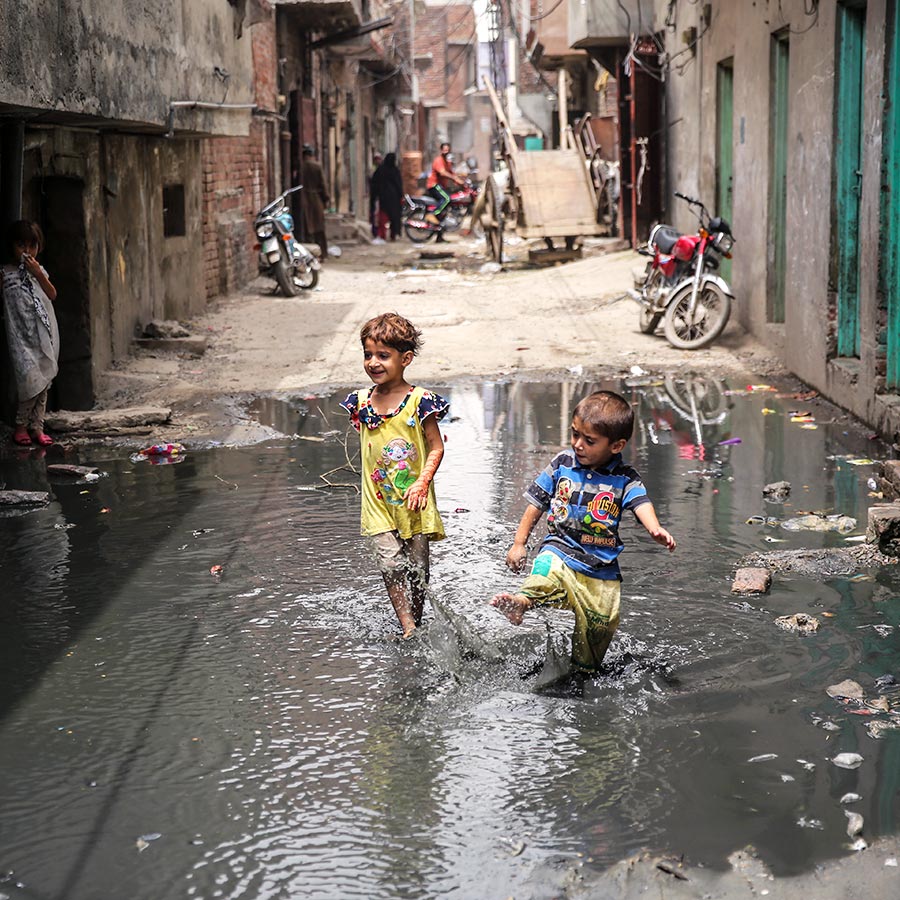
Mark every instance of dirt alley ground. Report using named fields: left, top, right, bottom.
left=97, top=233, right=785, bottom=445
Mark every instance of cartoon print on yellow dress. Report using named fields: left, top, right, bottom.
left=371, top=437, right=418, bottom=505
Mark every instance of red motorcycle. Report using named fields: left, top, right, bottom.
left=629, top=192, right=735, bottom=349
left=403, top=181, right=476, bottom=243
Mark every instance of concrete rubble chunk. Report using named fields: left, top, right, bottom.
left=45, top=407, right=171, bottom=433
left=739, top=545, right=896, bottom=579
left=141, top=319, right=191, bottom=339
left=762, top=480, right=791, bottom=500
left=0, top=490, right=50, bottom=508
left=731, top=567, right=772, bottom=594
left=134, top=335, right=207, bottom=356
left=865, top=503, right=900, bottom=556
left=879, top=460, right=900, bottom=500
left=46, top=464, right=100, bottom=477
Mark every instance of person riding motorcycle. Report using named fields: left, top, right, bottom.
left=426, top=142, right=465, bottom=241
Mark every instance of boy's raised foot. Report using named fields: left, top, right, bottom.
left=490, top=592, right=532, bottom=626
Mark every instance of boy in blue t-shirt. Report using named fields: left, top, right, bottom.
left=491, top=390, right=676, bottom=672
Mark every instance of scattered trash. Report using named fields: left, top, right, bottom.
left=746, top=515, right=780, bottom=526
left=775, top=613, right=819, bottom=634
left=688, top=467, right=726, bottom=479
left=826, top=679, right=865, bottom=700
left=875, top=674, right=897, bottom=689
left=867, top=477, right=880, bottom=491
left=847, top=837, right=868, bottom=852
left=100, top=507, right=111, bottom=514
left=845, top=458, right=876, bottom=466
left=478, top=261, right=502, bottom=275
left=210, top=565, right=224, bottom=577
left=748, top=753, right=778, bottom=763
left=845, top=811, right=864, bottom=838
left=844, top=534, right=867, bottom=542
left=859, top=624, right=896, bottom=637
left=796, top=816, right=824, bottom=830
left=567, top=364, right=584, bottom=376
left=866, top=719, right=900, bottom=739
left=780, top=514, right=857, bottom=534
left=132, top=442, right=186, bottom=465
left=327, top=245, right=342, bottom=257
left=796, top=759, right=816, bottom=771
left=761, top=407, right=777, bottom=415
left=718, top=437, right=742, bottom=446
left=747, top=384, right=776, bottom=392
left=781, top=774, right=795, bottom=782
left=192, top=528, right=215, bottom=536
left=136, top=832, right=162, bottom=852
left=47, top=464, right=101, bottom=478
left=655, top=861, right=688, bottom=881
left=763, top=536, right=787, bottom=543
left=762, top=481, right=791, bottom=501
left=399, top=288, right=426, bottom=295
left=453, top=507, right=470, bottom=513
left=885, top=858, right=898, bottom=867
left=840, top=793, right=862, bottom=804
left=790, top=415, right=815, bottom=424
left=629, top=365, right=647, bottom=376
left=832, top=752, right=864, bottom=769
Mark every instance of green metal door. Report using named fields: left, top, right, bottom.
left=834, top=3, right=866, bottom=358
left=716, top=61, right=734, bottom=283
left=884, top=2, right=900, bottom=388
left=769, top=33, right=789, bottom=323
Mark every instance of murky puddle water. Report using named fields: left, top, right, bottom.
left=2, top=374, right=899, bottom=900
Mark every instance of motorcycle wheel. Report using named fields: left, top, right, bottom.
left=404, top=208, right=435, bottom=243
left=292, top=262, right=318, bottom=290
left=662, top=282, right=732, bottom=350
left=274, top=254, right=299, bottom=296
left=639, top=306, right=662, bottom=335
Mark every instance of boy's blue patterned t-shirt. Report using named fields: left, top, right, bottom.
left=525, top=450, right=650, bottom=580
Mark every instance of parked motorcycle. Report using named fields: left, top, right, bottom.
left=255, top=185, right=320, bottom=295
left=629, top=192, right=734, bottom=350
left=402, top=180, right=477, bottom=243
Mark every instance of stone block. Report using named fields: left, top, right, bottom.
left=731, top=567, right=772, bottom=594
left=866, top=504, right=900, bottom=556
left=0, top=490, right=50, bottom=508
left=879, top=460, right=900, bottom=500
left=45, top=406, right=171, bottom=432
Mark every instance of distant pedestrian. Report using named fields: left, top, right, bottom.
left=369, top=151, right=383, bottom=238
left=370, top=153, right=403, bottom=241
left=1, top=220, right=59, bottom=446
left=301, top=145, right=329, bottom=258
left=341, top=313, right=449, bottom=638
left=490, top=390, right=676, bottom=672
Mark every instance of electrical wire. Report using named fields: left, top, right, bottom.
left=527, top=0, right=565, bottom=23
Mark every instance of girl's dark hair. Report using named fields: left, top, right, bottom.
left=6, top=220, right=44, bottom=263
left=360, top=312, right=423, bottom=355
left=574, top=390, right=634, bottom=442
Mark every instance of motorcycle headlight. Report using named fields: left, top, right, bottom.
left=256, top=222, right=275, bottom=239
left=713, top=232, right=734, bottom=254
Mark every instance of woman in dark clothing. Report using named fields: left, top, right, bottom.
left=370, top=152, right=403, bottom=241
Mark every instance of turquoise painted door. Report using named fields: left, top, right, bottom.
left=885, top=3, right=900, bottom=388
left=834, top=4, right=866, bottom=358
left=769, top=33, right=789, bottom=323
left=716, top=61, right=734, bottom=284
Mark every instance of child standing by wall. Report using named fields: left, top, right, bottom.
left=1, top=220, right=59, bottom=446
left=341, top=313, right=449, bottom=637
left=491, top=390, right=675, bottom=672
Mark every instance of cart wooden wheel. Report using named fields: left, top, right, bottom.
left=483, top=176, right=504, bottom=263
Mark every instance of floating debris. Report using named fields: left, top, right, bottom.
left=762, top=481, right=791, bottom=501
left=796, top=759, right=816, bottom=771
left=775, top=613, right=819, bottom=634
left=781, top=514, right=857, bottom=534
left=746, top=515, right=780, bottom=527
left=845, top=811, right=864, bottom=837
left=797, top=816, right=824, bottom=830
left=840, top=793, right=862, bottom=804
left=748, top=753, right=778, bottom=763
left=826, top=679, right=865, bottom=700
left=832, top=752, right=864, bottom=769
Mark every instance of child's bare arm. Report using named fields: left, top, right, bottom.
left=23, top=257, right=57, bottom=301
left=404, top=414, right=444, bottom=511
left=634, top=502, right=676, bottom=551
left=506, top=504, right=544, bottom=572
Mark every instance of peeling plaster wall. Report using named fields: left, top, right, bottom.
left=0, top=0, right=254, bottom=135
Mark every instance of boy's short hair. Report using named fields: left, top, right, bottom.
left=6, top=220, right=44, bottom=262
left=573, top=390, right=634, bottom=443
left=360, top=313, right=423, bottom=355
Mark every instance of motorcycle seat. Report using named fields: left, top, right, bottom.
left=651, top=225, right=681, bottom=254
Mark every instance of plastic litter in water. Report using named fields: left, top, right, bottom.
left=840, top=793, right=862, bottom=804
left=748, top=753, right=778, bottom=763
left=832, top=752, right=864, bottom=770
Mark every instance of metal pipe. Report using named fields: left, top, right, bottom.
left=166, top=101, right=257, bottom=138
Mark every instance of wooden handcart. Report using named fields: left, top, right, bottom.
left=481, top=78, right=611, bottom=263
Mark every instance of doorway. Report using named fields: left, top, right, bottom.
left=883, top=1, right=900, bottom=389
left=41, top=177, right=94, bottom=410
left=833, top=2, right=866, bottom=358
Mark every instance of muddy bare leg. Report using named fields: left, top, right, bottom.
left=383, top=572, right=417, bottom=636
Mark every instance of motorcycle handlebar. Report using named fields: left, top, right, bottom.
left=675, top=191, right=699, bottom=206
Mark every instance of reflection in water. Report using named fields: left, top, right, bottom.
left=1, top=374, right=900, bottom=899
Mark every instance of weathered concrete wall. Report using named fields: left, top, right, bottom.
left=658, top=0, right=895, bottom=437
left=21, top=129, right=205, bottom=379
left=0, top=0, right=254, bottom=135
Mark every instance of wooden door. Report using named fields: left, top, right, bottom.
left=834, top=3, right=866, bottom=358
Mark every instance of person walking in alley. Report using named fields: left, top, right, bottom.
left=341, top=313, right=449, bottom=638
left=426, top=142, right=465, bottom=242
left=490, top=390, right=676, bottom=673
left=1, top=220, right=60, bottom=446
left=369, top=151, right=383, bottom=239
left=301, top=145, right=329, bottom=258
left=370, top=153, right=403, bottom=241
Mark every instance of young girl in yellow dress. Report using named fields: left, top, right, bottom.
left=341, top=313, right=449, bottom=637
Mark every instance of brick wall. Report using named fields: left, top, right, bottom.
left=200, top=4, right=278, bottom=300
